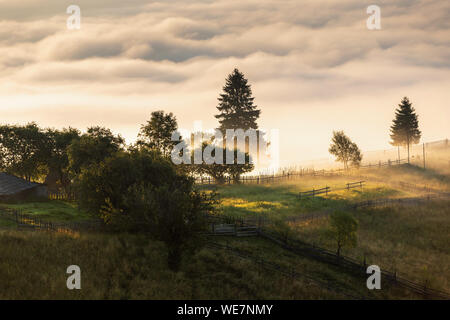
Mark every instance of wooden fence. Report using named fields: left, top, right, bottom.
left=195, top=159, right=408, bottom=185
left=209, top=191, right=450, bottom=230
left=258, top=228, right=450, bottom=300
left=205, top=193, right=450, bottom=299
left=298, top=181, right=364, bottom=199
left=0, top=206, right=100, bottom=234
left=48, top=191, right=76, bottom=201
left=206, top=223, right=258, bottom=237
left=206, top=241, right=367, bottom=300
left=298, top=186, right=330, bottom=199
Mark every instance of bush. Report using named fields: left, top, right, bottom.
left=76, top=149, right=217, bottom=270
left=327, top=211, right=358, bottom=257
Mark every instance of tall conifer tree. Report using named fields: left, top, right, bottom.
left=215, top=68, right=261, bottom=131
left=390, top=97, right=421, bottom=164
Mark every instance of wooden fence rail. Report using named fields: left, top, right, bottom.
left=0, top=206, right=101, bottom=233
left=48, top=191, right=76, bottom=201
left=196, top=159, right=408, bottom=185
left=205, top=193, right=450, bottom=299
left=298, top=186, right=330, bottom=199
left=206, top=241, right=367, bottom=300
left=258, top=228, right=450, bottom=300
left=298, top=181, right=364, bottom=199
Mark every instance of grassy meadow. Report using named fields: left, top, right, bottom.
left=204, top=164, right=450, bottom=293
left=0, top=230, right=418, bottom=300
left=290, top=200, right=450, bottom=292
left=210, top=164, right=449, bottom=222
left=0, top=200, right=92, bottom=223
left=0, top=164, right=449, bottom=299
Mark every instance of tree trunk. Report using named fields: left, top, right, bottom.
left=407, top=142, right=410, bottom=164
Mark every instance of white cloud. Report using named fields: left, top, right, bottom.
left=0, top=0, right=448, bottom=164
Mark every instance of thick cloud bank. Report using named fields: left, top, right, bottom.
left=0, top=0, right=449, bottom=164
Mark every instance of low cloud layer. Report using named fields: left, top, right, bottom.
left=0, top=0, right=449, bottom=165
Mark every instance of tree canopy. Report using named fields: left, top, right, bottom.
left=327, top=211, right=358, bottom=257
left=137, top=110, right=179, bottom=157
left=77, top=149, right=217, bottom=271
left=0, top=123, right=51, bottom=181
left=68, top=126, right=125, bottom=175
left=215, top=68, right=261, bottom=131
left=192, top=140, right=254, bottom=184
left=390, top=97, right=421, bottom=163
left=329, top=131, right=362, bottom=170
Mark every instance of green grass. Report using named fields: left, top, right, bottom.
left=0, top=200, right=92, bottom=223
left=201, top=165, right=450, bottom=294
left=0, top=230, right=416, bottom=299
left=0, top=216, right=17, bottom=229
left=362, top=164, right=450, bottom=192
left=202, top=164, right=450, bottom=223
left=209, top=178, right=405, bottom=222
left=289, top=200, right=450, bottom=292
left=0, top=165, right=447, bottom=299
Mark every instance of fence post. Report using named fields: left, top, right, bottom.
left=312, top=188, right=315, bottom=198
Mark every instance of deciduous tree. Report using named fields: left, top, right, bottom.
left=329, top=131, right=362, bottom=170
left=77, top=149, right=216, bottom=271
left=327, top=211, right=358, bottom=257
left=0, top=123, right=51, bottom=181
left=138, top=110, right=179, bottom=157
left=68, top=126, right=124, bottom=175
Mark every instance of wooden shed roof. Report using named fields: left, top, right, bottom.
left=0, top=173, right=42, bottom=196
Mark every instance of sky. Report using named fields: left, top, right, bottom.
left=0, top=0, right=449, bottom=167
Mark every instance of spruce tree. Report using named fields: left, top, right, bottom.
left=215, top=69, right=262, bottom=180
left=215, top=68, right=261, bottom=131
left=390, top=97, right=421, bottom=164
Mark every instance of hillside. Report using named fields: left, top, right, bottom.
left=0, top=164, right=449, bottom=299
